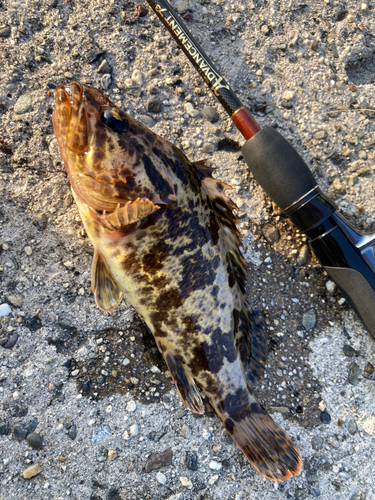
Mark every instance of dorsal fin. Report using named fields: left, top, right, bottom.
left=197, top=167, right=268, bottom=382
left=193, top=160, right=216, bottom=180
left=236, top=309, right=267, bottom=383
left=91, top=250, right=123, bottom=312
left=90, top=198, right=160, bottom=231
left=165, top=352, right=204, bottom=414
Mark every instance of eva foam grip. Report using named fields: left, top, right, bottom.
left=241, top=127, right=317, bottom=210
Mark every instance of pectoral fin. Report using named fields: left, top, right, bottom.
left=165, top=353, right=204, bottom=415
left=91, top=250, right=123, bottom=312
left=90, top=198, right=160, bottom=231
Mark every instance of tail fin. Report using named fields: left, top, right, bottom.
left=224, top=400, right=302, bottom=481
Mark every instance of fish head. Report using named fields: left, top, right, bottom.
left=53, top=81, right=176, bottom=213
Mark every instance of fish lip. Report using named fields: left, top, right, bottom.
left=54, top=80, right=113, bottom=118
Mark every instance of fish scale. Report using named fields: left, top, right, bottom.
left=53, top=81, right=302, bottom=481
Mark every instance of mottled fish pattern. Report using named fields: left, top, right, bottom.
left=53, top=82, right=302, bottom=481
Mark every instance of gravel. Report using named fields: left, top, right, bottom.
left=1, top=0, right=375, bottom=499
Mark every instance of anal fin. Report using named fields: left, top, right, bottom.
left=91, top=250, right=123, bottom=312
left=165, top=353, right=204, bottom=415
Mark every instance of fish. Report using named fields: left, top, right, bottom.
left=52, top=81, right=302, bottom=481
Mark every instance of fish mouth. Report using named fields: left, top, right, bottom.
left=53, top=81, right=114, bottom=155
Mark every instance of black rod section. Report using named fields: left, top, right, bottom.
left=146, top=0, right=244, bottom=116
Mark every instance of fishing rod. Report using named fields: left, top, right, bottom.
left=145, top=0, right=375, bottom=340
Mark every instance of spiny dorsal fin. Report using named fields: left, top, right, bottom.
left=91, top=250, right=123, bottom=312
left=193, top=160, right=216, bottom=180
left=165, top=352, right=204, bottom=415
left=90, top=198, right=160, bottom=231
left=198, top=169, right=268, bottom=382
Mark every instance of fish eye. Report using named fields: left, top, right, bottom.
left=100, top=108, right=129, bottom=133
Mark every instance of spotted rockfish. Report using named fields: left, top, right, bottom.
left=52, top=81, right=302, bottom=481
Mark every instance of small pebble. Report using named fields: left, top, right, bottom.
left=202, top=106, right=219, bottom=123
left=122, top=358, right=130, bottom=366
left=24, top=418, right=38, bottom=434
left=282, top=90, right=295, bottom=101
left=262, top=224, right=280, bottom=244
left=174, top=408, right=186, bottom=420
left=311, top=436, right=324, bottom=451
left=186, top=451, right=198, bottom=471
left=156, top=471, right=167, bottom=484
left=325, top=436, right=340, bottom=449
left=13, top=423, right=28, bottom=440
left=0, top=304, right=12, bottom=317
left=92, top=424, right=111, bottom=444
left=32, top=214, right=48, bottom=231
left=184, top=102, right=199, bottom=118
left=348, top=362, right=360, bottom=386
left=320, top=411, right=331, bottom=424
left=313, top=130, right=326, bottom=140
left=260, top=24, right=269, bottom=35
left=180, top=423, right=190, bottom=438
left=135, top=4, right=149, bottom=17
left=180, top=476, right=193, bottom=489
left=310, top=40, right=318, bottom=51
left=68, top=424, right=77, bottom=440
left=0, top=332, right=18, bottom=349
left=344, top=203, right=360, bottom=218
left=14, top=95, right=32, bottom=115
left=348, top=419, right=358, bottom=435
left=182, top=12, right=193, bottom=21
left=25, top=246, right=33, bottom=256
left=268, top=406, right=290, bottom=414
left=26, top=432, right=43, bottom=450
left=85, top=49, right=105, bottom=64
left=129, top=424, right=139, bottom=437
left=363, top=362, right=375, bottom=380
left=132, top=69, right=143, bottom=86
left=96, top=59, right=111, bottom=75
left=209, top=460, right=222, bottom=471
left=297, top=244, right=309, bottom=265
left=101, top=74, right=111, bottom=90
left=0, top=422, right=9, bottom=436
left=281, top=100, right=293, bottom=110
left=126, top=400, right=137, bottom=412
left=302, top=309, right=316, bottom=330
left=138, top=115, right=156, bottom=128
left=0, top=25, right=11, bottom=38
left=144, top=449, right=172, bottom=472
left=208, top=475, right=219, bottom=485
left=146, top=96, right=162, bottom=113
left=108, top=449, right=117, bottom=461
left=318, top=400, right=326, bottom=411
left=202, top=143, right=214, bottom=153
left=343, top=345, right=360, bottom=357
left=22, top=463, right=41, bottom=479
left=326, top=281, right=336, bottom=295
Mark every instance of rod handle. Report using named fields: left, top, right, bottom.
left=241, top=127, right=316, bottom=211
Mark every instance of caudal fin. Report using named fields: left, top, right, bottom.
left=224, top=401, right=302, bottom=481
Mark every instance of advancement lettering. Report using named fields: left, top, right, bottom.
left=155, top=4, right=230, bottom=96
